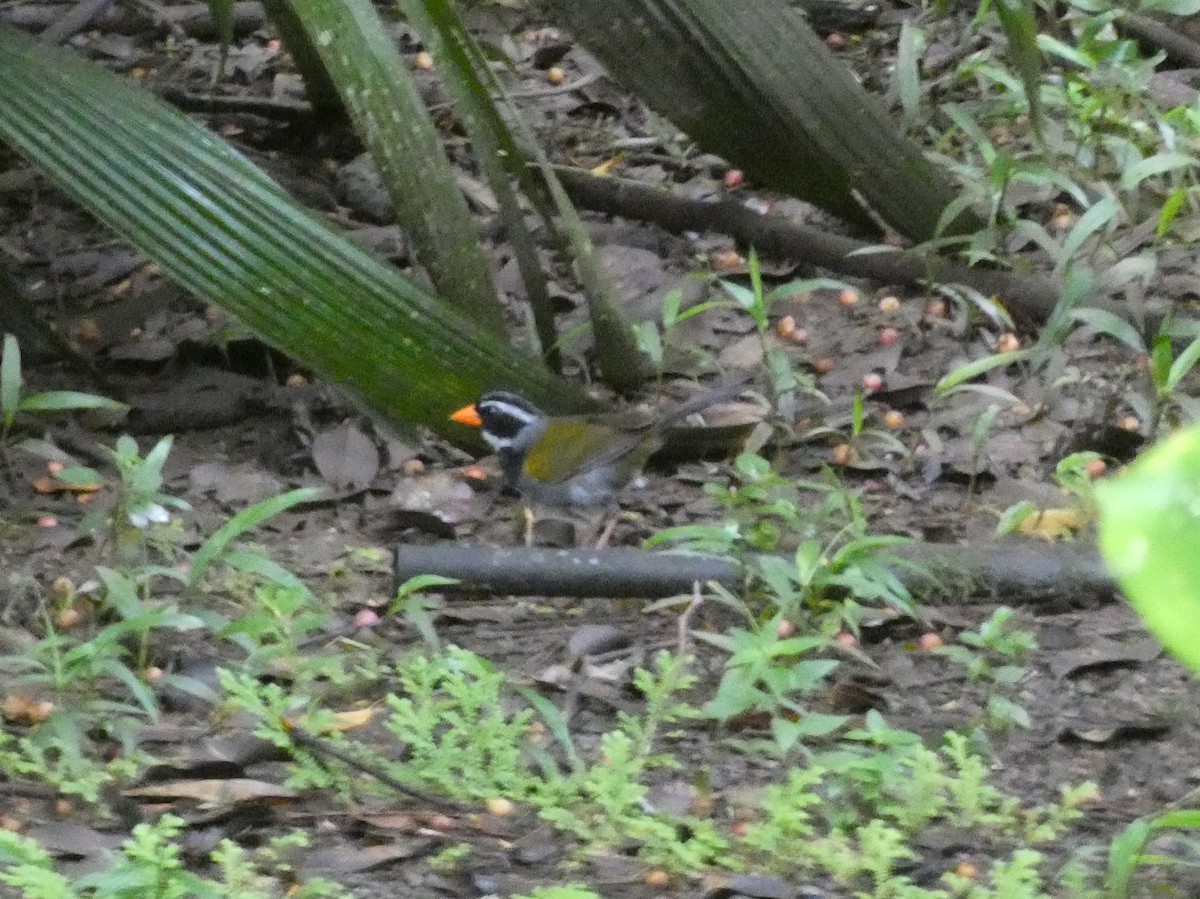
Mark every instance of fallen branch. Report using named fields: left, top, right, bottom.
left=553, top=166, right=1069, bottom=324
left=392, top=541, right=1117, bottom=606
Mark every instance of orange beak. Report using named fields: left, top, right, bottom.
left=450, top=402, right=482, bottom=427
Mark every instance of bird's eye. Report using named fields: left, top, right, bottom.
left=479, top=404, right=528, bottom=440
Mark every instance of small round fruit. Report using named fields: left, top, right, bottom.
left=925, top=298, right=947, bottom=319
left=878, top=295, right=901, bottom=313
left=954, top=861, right=978, bottom=879
left=777, top=315, right=796, bottom=338
left=883, top=410, right=905, bottom=429
left=723, top=168, right=745, bottom=189
left=486, top=797, right=514, bottom=817
left=776, top=619, right=796, bottom=638
left=546, top=65, right=565, bottom=85
left=51, top=576, right=74, bottom=598
left=814, top=357, right=835, bottom=375
left=825, top=32, right=846, bottom=50
left=1119, top=415, right=1140, bottom=432
left=414, top=51, right=434, bottom=70
left=353, top=608, right=381, bottom=628
left=834, top=631, right=859, bottom=648
left=1084, top=458, right=1107, bottom=478
left=996, top=333, right=1020, bottom=353
left=285, top=372, right=309, bottom=388
left=830, top=443, right=852, bottom=466
left=862, top=371, right=884, bottom=391
left=878, top=326, right=900, bottom=346
left=838, top=288, right=860, bottom=306
left=56, top=606, right=81, bottom=630
left=710, top=249, right=745, bottom=271
left=644, top=869, right=670, bottom=888
left=917, top=632, right=944, bottom=651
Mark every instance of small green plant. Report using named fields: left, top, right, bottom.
left=714, top=250, right=833, bottom=422
left=0, top=333, right=126, bottom=465
left=997, top=450, right=1105, bottom=536
left=0, top=814, right=350, bottom=898
left=514, top=887, right=603, bottom=899
left=1105, top=806, right=1200, bottom=898
left=741, top=714, right=1095, bottom=893
left=33, top=433, right=193, bottom=563
left=388, top=573, right=459, bottom=651
left=696, top=621, right=847, bottom=754
left=934, top=607, right=1037, bottom=732
left=219, top=582, right=350, bottom=687
left=800, top=391, right=909, bottom=467
left=1069, top=308, right=1200, bottom=437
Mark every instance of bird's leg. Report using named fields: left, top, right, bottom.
left=523, top=505, right=536, bottom=547
left=594, top=514, right=619, bottom=549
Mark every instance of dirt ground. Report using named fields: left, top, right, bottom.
left=1, top=1, right=1199, bottom=896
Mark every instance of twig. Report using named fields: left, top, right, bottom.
left=287, top=727, right=470, bottom=811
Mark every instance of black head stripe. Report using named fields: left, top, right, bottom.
left=477, top=393, right=541, bottom=441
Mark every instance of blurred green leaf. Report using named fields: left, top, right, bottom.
left=1, top=333, right=21, bottom=429
left=1097, top=425, right=1200, bottom=674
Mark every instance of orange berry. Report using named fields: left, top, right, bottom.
left=777, top=315, right=796, bottom=338
left=831, top=443, right=852, bottom=466
left=486, top=797, right=514, bottom=817
left=883, top=410, right=905, bottom=429
left=1119, top=415, right=1140, bottom=432
left=838, top=288, right=860, bottom=306
left=353, top=608, right=381, bottom=628
left=917, top=632, right=944, bottom=651
left=546, top=65, right=565, bottom=85
left=878, top=295, right=901, bottom=313
left=1084, top=458, right=1107, bottom=478
left=644, top=869, right=670, bottom=888
left=55, top=607, right=81, bottom=630
left=814, top=357, right=835, bottom=375
left=710, top=249, right=745, bottom=271
left=996, top=333, right=1020, bottom=353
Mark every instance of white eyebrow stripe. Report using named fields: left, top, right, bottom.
left=480, top=400, right=538, bottom=425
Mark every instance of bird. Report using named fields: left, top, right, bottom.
left=449, top=385, right=744, bottom=508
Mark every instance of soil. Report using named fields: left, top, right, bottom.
left=0, top=2, right=1198, bottom=898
